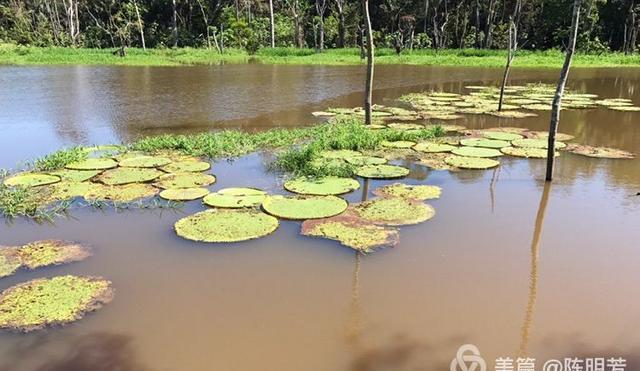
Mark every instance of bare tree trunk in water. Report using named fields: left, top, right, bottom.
left=269, top=0, right=275, bottom=47
left=498, top=0, right=521, bottom=111
left=546, top=0, right=581, bottom=181
left=363, top=0, right=374, bottom=125
left=133, top=0, right=146, bottom=50
left=172, top=0, right=178, bottom=47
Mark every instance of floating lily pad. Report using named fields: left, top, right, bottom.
left=82, top=145, right=123, bottom=158
left=159, top=187, right=210, bottom=201
left=381, top=140, right=416, bottom=149
left=482, top=131, right=524, bottom=141
left=262, top=195, right=347, bottom=220
left=0, top=247, right=22, bottom=279
left=119, top=156, right=172, bottom=168
left=160, top=161, right=211, bottom=173
left=301, top=215, right=399, bottom=253
left=48, top=169, right=101, bottom=182
left=445, top=155, right=500, bottom=169
left=563, top=144, right=635, bottom=159
left=351, top=197, right=435, bottom=226
left=17, top=240, right=91, bottom=270
left=284, top=177, right=360, bottom=196
left=84, top=184, right=159, bottom=202
left=3, top=173, right=61, bottom=188
left=174, top=209, right=279, bottom=242
left=43, top=181, right=99, bottom=203
left=0, top=275, right=114, bottom=333
left=344, top=155, right=387, bottom=166
left=373, top=183, right=442, bottom=200
left=512, top=138, right=567, bottom=149
left=320, top=149, right=363, bottom=160
left=489, top=111, right=537, bottom=118
left=386, top=123, right=424, bottom=131
left=417, top=153, right=458, bottom=171
left=521, top=104, right=553, bottom=111
left=501, top=147, right=557, bottom=158
left=413, top=142, right=456, bottom=153
left=525, top=131, right=575, bottom=142
left=460, top=138, right=511, bottom=149
left=153, top=173, right=216, bottom=189
left=97, top=167, right=164, bottom=185
left=608, top=106, right=640, bottom=112
left=356, top=164, right=410, bottom=179
left=66, top=158, right=118, bottom=171
left=451, top=147, right=503, bottom=158
left=203, top=188, right=267, bottom=208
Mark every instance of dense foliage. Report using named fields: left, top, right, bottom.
left=0, top=1, right=638, bottom=53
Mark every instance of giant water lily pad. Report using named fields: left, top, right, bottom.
left=17, top=240, right=91, bottom=270
left=356, top=165, right=410, bottom=179
left=0, top=275, right=114, bottom=332
left=512, top=138, right=567, bottom=149
left=521, top=104, right=553, bottom=111
left=174, top=209, right=279, bottom=242
left=159, top=188, right=210, bottom=201
left=97, top=168, right=164, bottom=185
left=118, top=156, right=172, bottom=168
left=563, top=144, right=635, bottom=159
left=66, top=158, right=118, bottom=170
left=445, top=155, right=500, bottom=169
left=609, top=106, right=640, bottom=112
left=0, top=247, right=22, bottom=279
left=82, top=145, right=123, bottom=158
left=386, top=123, right=424, bottom=131
left=153, top=173, right=216, bottom=189
left=345, top=156, right=387, bottom=166
left=84, top=183, right=159, bottom=202
left=262, top=195, right=347, bottom=220
left=525, top=131, right=575, bottom=142
left=48, top=169, right=101, bottom=182
left=351, top=198, right=435, bottom=226
left=42, top=181, right=99, bottom=203
left=413, top=142, right=456, bottom=153
left=301, top=215, right=399, bottom=253
left=3, top=173, right=61, bottom=188
left=381, top=140, right=417, bottom=149
left=460, top=138, right=511, bottom=149
left=482, top=131, right=524, bottom=141
left=489, top=111, right=537, bottom=119
left=203, top=188, right=267, bottom=208
left=501, top=147, right=557, bottom=158
left=451, top=147, right=503, bottom=158
left=284, top=177, right=360, bottom=196
left=373, top=183, right=442, bottom=200
left=320, top=149, right=363, bottom=160
left=160, top=161, right=211, bottom=173
left=417, top=153, right=458, bottom=171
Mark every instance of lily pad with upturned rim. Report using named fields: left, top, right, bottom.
left=66, top=158, right=118, bottom=171
left=525, top=131, right=575, bottom=142
left=174, top=209, right=279, bottom=242
left=160, top=161, right=211, bottom=173
left=444, top=155, right=500, bottom=169
left=563, top=144, right=635, bottom=159
left=301, top=215, right=399, bottom=253
left=153, top=173, right=216, bottom=189
left=17, top=240, right=91, bottom=270
left=97, top=167, right=164, bottom=185
left=351, top=197, right=435, bottom=226
left=413, top=142, right=456, bottom=153
left=482, top=131, right=524, bottom=141
left=460, top=138, right=511, bottom=149
left=372, top=183, right=442, bottom=200
left=3, top=173, right=61, bottom=188
left=356, top=165, right=410, bottom=179
left=501, top=147, right=557, bottom=158
left=344, top=156, right=387, bottom=166
left=284, top=177, right=360, bottom=196
left=84, top=183, right=159, bottom=202
left=381, top=140, right=417, bottom=149
left=48, top=169, right=101, bottom=182
left=512, top=138, right=567, bottom=150
left=451, top=147, right=503, bottom=158
left=262, top=195, right=348, bottom=220
left=417, top=153, right=459, bottom=171
left=42, top=181, right=99, bottom=203
left=203, top=188, right=267, bottom=208
left=159, top=188, right=210, bottom=201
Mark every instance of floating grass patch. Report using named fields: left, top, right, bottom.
left=66, top=158, right=118, bottom=170
left=203, top=188, right=267, bottom=208
left=451, top=147, right=503, bottom=158
left=3, top=173, right=61, bottom=188
left=84, top=184, right=159, bottom=202
left=373, top=183, right=442, bottom=200
left=0, top=275, right=114, bottom=333
left=160, top=160, right=211, bottom=173
left=262, top=195, right=347, bottom=220
left=174, top=209, right=279, bottom=242
left=356, top=164, right=410, bottom=179
left=512, top=138, right=567, bottom=149
left=118, top=155, right=172, bottom=168
left=48, top=169, right=101, bottom=182
left=153, top=173, right=216, bottom=189
left=17, top=240, right=91, bottom=270
left=0, top=247, right=22, bottom=279
left=460, top=138, right=511, bottom=149
left=284, top=176, right=360, bottom=196
left=563, top=144, right=635, bottom=159
left=301, top=215, right=399, bottom=253
left=482, top=131, right=524, bottom=141
left=445, top=155, right=500, bottom=169
left=351, top=198, right=435, bottom=226
left=97, top=168, right=164, bottom=186
left=501, top=147, right=556, bottom=158
left=413, top=142, right=456, bottom=153
left=159, top=187, right=210, bottom=201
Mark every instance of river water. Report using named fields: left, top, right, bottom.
left=0, top=64, right=639, bottom=371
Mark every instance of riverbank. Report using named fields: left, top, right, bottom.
left=2, top=44, right=640, bottom=68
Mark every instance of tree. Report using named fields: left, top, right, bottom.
left=315, top=0, right=328, bottom=51
left=546, top=0, right=582, bottom=181
left=498, top=0, right=522, bottom=111
left=334, top=0, right=346, bottom=48
left=133, top=0, right=145, bottom=50
left=172, top=0, right=178, bottom=48
left=363, top=0, right=374, bottom=126
left=283, top=0, right=304, bottom=48
left=269, top=0, right=275, bottom=47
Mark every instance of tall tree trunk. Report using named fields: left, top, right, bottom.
left=363, top=0, right=374, bottom=126
left=498, top=1, right=521, bottom=111
left=546, top=0, right=581, bottom=181
left=316, top=0, right=326, bottom=51
left=485, top=0, right=497, bottom=48
left=172, top=0, right=178, bottom=48
left=475, top=0, right=481, bottom=47
left=337, top=7, right=345, bottom=47
left=424, top=0, right=429, bottom=34
left=269, top=0, right=275, bottom=47
left=133, top=0, right=146, bottom=50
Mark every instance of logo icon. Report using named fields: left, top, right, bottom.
left=451, top=344, right=487, bottom=371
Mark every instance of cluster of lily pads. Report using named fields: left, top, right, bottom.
left=0, top=240, right=113, bottom=332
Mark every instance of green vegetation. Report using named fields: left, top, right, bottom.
left=301, top=215, right=400, bottom=253
left=17, top=240, right=91, bottom=270
left=372, top=183, right=442, bottom=201
left=262, top=195, right=348, bottom=220
left=203, top=188, right=267, bottom=209
left=174, top=209, right=279, bottom=243
left=351, top=197, right=436, bottom=226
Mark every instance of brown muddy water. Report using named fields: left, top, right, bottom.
left=1, top=65, right=640, bottom=371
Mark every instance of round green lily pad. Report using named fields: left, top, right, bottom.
left=0, top=247, right=22, bottom=279
left=381, top=140, right=416, bottom=149
left=48, top=169, right=101, bottom=182
left=66, top=158, right=118, bottom=170
left=344, top=156, right=387, bottom=166
left=97, top=168, right=164, bottom=186
left=501, top=147, right=557, bottom=158
left=386, top=123, right=424, bottom=131
left=356, top=165, right=410, bottom=179
left=84, top=184, right=159, bottom=202
left=159, top=188, right=210, bottom=201
left=301, top=215, right=399, bottom=253
left=153, top=173, right=216, bottom=189
left=489, top=111, right=537, bottom=118
left=0, top=275, right=114, bottom=332
left=444, top=155, right=500, bottom=169
left=482, top=131, right=524, bottom=141
left=17, top=240, right=91, bottom=270
left=521, top=104, right=552, bottom=111
left=413, top=142, right=456, bottom=153
left=417, top=153, right=458, bottom=171
left=373, top=183, right=442, bottom=200
left=262, top=195, right=348, bottom=220
left=284, top=177, right=360, bottom=196
left=320, top=149, right=363, bottom=159
left=3, top=173, right=61, bottom=188
left=351, top=197, right=435, bottom=226
left=563, top=144, right=635, bottom=159
left=512, top=138, right=567, bottom=149
left=174, top=209, right=279, bottom=242
left=460, top=138, right=511, bottom=149
left=203, top=188, right=267, bottom=208
left=525, top=131, right=575, bottom=142
left=118, top=155, right=172, bottom=168
left=38, top=181, right=98, bottom=204
left=160, top=161, right=211, bottom=173
left=451, top=147, right=503, bottom=158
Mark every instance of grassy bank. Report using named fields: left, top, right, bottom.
left=2, top=44, right=640, bottom=68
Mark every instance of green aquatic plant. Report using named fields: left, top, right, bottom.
left=356, top=164, right=410, bottom=179
left=48, top=169, right=101, bottom=182
left=525, top=131, right=575, bottom=142
left=284, top=176, right=360, bottom=195
left=0, top=275, right=114, bottom=332
left=97, top=168, right=164, bottom=186
left=153, top=173, right=216, bottom=189
left=482, top=131, right=524, bottom=141
left=344, top=156, right=387, bottom=166
left=563, top=144, right=635, bottom=159
left=160, top=160, right=211, bottom=173
left=17, top=240, right=91, bottom=270
left=33, top=147, right=87, bottom=172
left=203, top=188, right=267, bottom=208
left=118, top=155, right=172, bottom=168
left=451, top=147, right=503, bottom=158
left=40, top=181, right=98, bottom=204
left=501, top=147, right=556, bottom=158
left=66, top=158, right=118, bottom=171
left=512, top=138, right=567, bottom=149
left=262, top=195, right=348, bottom=220
left=301, top=215, right=399, bottom=253
left=351, top=197, right=435, bottom=226
left=82, top=145, right=124, bottom=158
left=413, top=142, right=456, bottom=153
left=159, top=188, right=210, bottom=201
left=372, top=183, right=442, bottom=200
left=0, top=247, right=22, bottom=279
left=444, top=155, right=500, bottom=169
left=488, top=111, right=537, bottom=118
left=459, top=138, right=511, bottom=149
left=3, top=173, right=61, bottom=188
left=174, top=209, right=279, bottom=242
left=417, top=153, right=458, bottom=171
left=84, top=183, right=159, bottom=202
left=381, top=140, right=417, bottom=149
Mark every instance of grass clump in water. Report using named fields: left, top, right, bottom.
left=33, top=147, right=87, bottom=171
